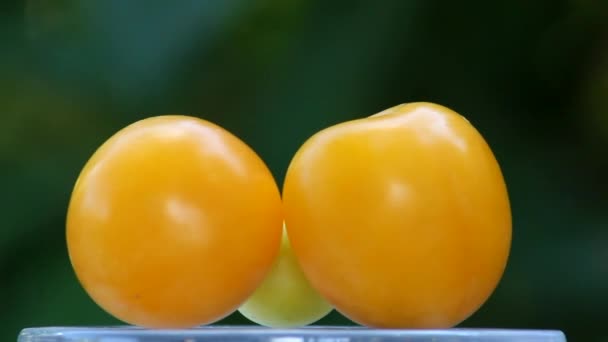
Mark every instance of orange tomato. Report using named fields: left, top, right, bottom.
left=282, top=102, right=512, bottom=328
left=66, top=116, right=283, bottom=328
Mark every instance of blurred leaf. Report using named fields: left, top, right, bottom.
left=25, top=0, right=84, bottom=43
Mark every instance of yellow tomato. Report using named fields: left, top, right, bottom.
left=238, top=224, right=333, bottom=328
left=66, top=116, right=283, bottom=328
left=282, top=102, right=512, bottom=328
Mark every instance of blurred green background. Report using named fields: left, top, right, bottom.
left=1, top=0, right=607, bottom=341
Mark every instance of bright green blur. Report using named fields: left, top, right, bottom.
left=239, top=225, right=333, bottom=328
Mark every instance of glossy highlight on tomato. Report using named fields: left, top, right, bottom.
left=66, top=116, right=283, bottom=328
left=282, top=102, right=512, bottom=328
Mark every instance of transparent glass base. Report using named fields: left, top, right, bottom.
left=18, top=326, right=567, bottom=342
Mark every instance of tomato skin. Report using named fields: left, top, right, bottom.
left=238, top=225, right=333, bottom=328
left=282, top=102, right=511, bottom=328
left=66, top=116, right=283, bottom=328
